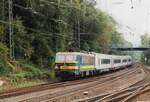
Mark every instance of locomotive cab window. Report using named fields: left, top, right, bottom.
left=101, top=59, right=110, bottom=64
left=56, top=54, right=76, bottom=62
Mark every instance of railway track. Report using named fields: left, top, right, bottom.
left=77, top=83, right=150, bottom=102
left=0, top=65, right=136, bottom=99
left=0, top=64, right=143, bottom=102
left=80, top=83, right=150, bottom=102
left=18, top=64, right=143, bottom=102
left=41, top=70, right=138, bottom=102
left=78, top=64, right=150, bottom=102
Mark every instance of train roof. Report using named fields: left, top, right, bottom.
left=56, top=52, right=132, bottom=59
left=94, top=53, right=131, bottom=59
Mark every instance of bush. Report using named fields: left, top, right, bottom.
left=19, top=63, right=54, bottom=80
left=6, top=62, right=56, bottom=84
left=7, top=73, right=25, bottom=84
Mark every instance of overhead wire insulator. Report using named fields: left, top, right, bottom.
left=130, top=0, right=134, bottom=9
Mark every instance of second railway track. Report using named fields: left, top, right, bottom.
left=77, top=64, right=150, bottom=102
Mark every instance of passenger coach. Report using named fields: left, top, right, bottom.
left=55, top=52, right=132, bottom=78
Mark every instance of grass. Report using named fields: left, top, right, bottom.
left=0, top=79, right=49, bottom=92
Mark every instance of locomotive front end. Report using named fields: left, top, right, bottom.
left=55, top=52, right=80, bottom=78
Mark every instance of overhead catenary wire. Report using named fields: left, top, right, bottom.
left=130, top=0, right=134, bottom=9
left=0, top=19, right=95, bottom=39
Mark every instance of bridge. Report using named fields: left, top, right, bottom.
left=111, top=47, right=150, bottom=51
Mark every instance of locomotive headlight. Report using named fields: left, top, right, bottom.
left=55, top=65, right=58, bottom=69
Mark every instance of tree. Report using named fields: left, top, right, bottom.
left=141, top=33, right=150, bottom=64
left=13, top=18, right=33, bottom=61
left=0, top=0, right=130, bottom=68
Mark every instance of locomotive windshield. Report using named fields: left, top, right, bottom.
left=55, top=54, right=77, bottom=63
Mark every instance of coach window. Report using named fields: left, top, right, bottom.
left=123, top=59, right=127, bottom=63
left=101, top=59, right=110, bottom=64
left=98, top=58, right=101, bottom=65
left=114, top=59, right=121, bottom=63
left=128, top=59, right=131, bottom=62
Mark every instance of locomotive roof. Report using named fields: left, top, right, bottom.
left=56, top=52, right=94, bottom=56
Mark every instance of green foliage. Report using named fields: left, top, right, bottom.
left=82, top=42, right=90, bottom=51
left=20, top=63, right=55, bottom=79
left=141, top=33, right=150, bottom=47
left=7, top=63, right=55, bottom=84
left=0, top=0, right=130, bottom=76
left=13, top=18, right=33, bottom=60
left=0, top=25, right=5, bottom=42
left=140, top=34, right=150, bottom=64
left=0, top=42, right=8, bottom=58
left=0, top=43, right=12, bottom=75
left=8, top=73, right=25, bottom=84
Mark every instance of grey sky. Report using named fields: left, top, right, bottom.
left=96, top=0, right=150, bottom=47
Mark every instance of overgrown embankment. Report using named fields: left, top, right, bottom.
left=0, top=43, right=55, bottom=92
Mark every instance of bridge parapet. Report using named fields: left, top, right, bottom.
left=111, top=47, right=150, bottom=51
